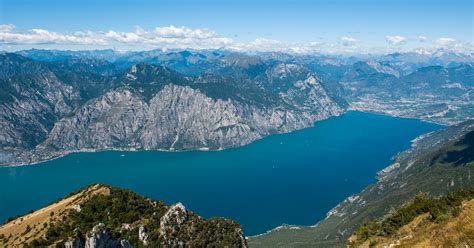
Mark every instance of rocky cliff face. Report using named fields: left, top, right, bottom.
left=0, top=54, right=79, bottom=151
left=0, top=53, right=342, bottom=165
left=83, top=223, right=120, bottom=248
left=36, top=83, right=334, bottom=155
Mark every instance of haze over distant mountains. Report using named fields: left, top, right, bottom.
left=0, top=48, right=473, bottom=166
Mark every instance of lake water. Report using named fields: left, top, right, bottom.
left=0, top=111, right=442, bottom=235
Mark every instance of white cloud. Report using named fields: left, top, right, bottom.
left=0, top=24, right=15, bottom=33
left=309, top=41, right=324, bottom=47
left=154, top=25, right=217, bottom=39
left=385, top=35, right=406, bottom=45
left=340, top=36, right=357, bottom=46
left=0, top=25, right=107, bottom=45
left=0, top=23, right=360, bottom=53
left=432, top=38, right=473, bottom=53
left=230, top=38, right=288, bottom=52
left=417, top=36, right=427, bottom=42
left=105, top=30, right=143, bottom=43
left=230, top=38, right=328, bottom=54
left=0, top=24, right=232, bottom=49
left=436, top=37, right=456, bottom=46
left=247, top=38, right=282, bottom=49
left=0, top=24, right=472, bottom=54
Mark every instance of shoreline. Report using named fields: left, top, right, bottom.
left=0, top=110, right=447, bottom=168
left=347, top=107, right=450, bottom=127
left=1, top=112, right=342, bottom=168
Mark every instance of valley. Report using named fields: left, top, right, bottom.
left=2, top=0, right=473, bottom=247
left=0, top=49, right=473, bottom=247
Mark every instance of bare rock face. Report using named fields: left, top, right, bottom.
left=138, top=224, right=148, bottom=245
left=29, top=82, right=341, bottom=163
left=39, top=88, right=147, bottom=151
left=0, top=54, right=80, bottom=153
left=119, top=240, right=132, bottom=248
left=155, top=202, right=248, bottom=247
left=159, top=203, right=188, bottom=246
left=84, top=223, right=119, bottom=248
left=64, top=238, right=84, bottom=248
left=160, top=203, right=188, bottom=230
left=63, top=223, right=133, bottom=248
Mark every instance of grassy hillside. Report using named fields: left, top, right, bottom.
left=348, top=188, right=474, bottom=247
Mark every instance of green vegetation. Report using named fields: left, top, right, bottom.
left=26, top=186, right=166, bottom=246
left=17, top=184, right=245, bottom=247
left=353, top=187, right=474, bottom=245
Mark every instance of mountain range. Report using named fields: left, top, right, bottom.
left=1, top=49, right=473, bottom=166
left=0, top=51, right=343, bottom=166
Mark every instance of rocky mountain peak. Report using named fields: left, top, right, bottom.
left=0, top=184, right=248, bottom=247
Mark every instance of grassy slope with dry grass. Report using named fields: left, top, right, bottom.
left=348, top=196, right=474, bottom=247
left=0, top=184, right=109, bottom=247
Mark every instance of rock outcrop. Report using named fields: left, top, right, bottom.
left=84, top=223, right=120, bottom=248
left=64, top=223, right=134, bottom=248
left=138, top=224, right=148, bottom=246
left=159, top=203, right=188, bottom=246
left=64, top=238, right=84, bottom=248
left=0, top=184, right=248, bottom=247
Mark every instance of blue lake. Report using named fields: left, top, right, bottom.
left=0, top=111, right=442, bottom=235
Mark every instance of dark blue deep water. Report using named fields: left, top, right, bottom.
left=0, top=112, right=442, bottom=235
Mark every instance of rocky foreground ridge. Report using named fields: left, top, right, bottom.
left=0, top=184, right=247, bottom=247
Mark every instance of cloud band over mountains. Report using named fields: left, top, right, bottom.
left=1, top=24, right=472, bottom=54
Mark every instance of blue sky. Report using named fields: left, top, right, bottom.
left=1, top=0, right=473, bottom=53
